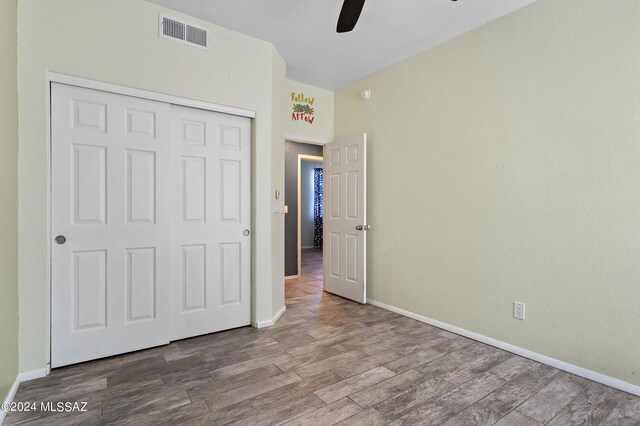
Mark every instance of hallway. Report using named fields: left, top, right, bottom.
left=285, top=249, right=323, bottom=300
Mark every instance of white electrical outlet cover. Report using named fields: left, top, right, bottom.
left=514, top=302, right=525, bottom=320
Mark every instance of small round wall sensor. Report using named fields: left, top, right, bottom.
left=360, top=89, right=371, bottom=100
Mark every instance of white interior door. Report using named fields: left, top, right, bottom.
left=169, top=105, right=252, bottom=341
left=51, top=83, right=171, bottom=367
left=323, top=134, right=367, bottom=303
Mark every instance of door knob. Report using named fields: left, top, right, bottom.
left=355, top=225, right=371, bottom=231
left=243, top=229, right=250, bottom=236
left=55, top=235, right=67, bottom=245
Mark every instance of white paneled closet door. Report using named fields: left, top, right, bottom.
left=169, top=105, right=252, bottom=341
left=51, top=84, right=252, bottom=367
left=51, top=83, right=172, bottom=367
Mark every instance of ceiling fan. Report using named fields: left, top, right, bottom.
left=337, top=0, right=458, bottom=33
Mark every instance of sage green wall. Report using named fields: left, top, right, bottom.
left=335, top=0, right=640, bottom=386
left=0, top=0, right=19, bottom=401
left=17, top=0, right=286, bottom=373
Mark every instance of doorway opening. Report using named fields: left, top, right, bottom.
left=286, top=134, right=367, bottom=304
left=299, top=155, right=323, bottom=286
left=284, top=140, right=324, bottom=299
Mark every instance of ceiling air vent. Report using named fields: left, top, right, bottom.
left=159, top=14, right=209, bottom=50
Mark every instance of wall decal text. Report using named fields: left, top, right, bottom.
left=291, top=92, right=315, bottom=125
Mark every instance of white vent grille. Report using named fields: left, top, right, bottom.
left=186, top=26, right=207, bottom=47
left=159, top=15, right=209, bottom=50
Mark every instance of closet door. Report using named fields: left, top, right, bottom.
left=169, top=105, right=252, bottom=340
left=51, top=83, right=171, bottom=367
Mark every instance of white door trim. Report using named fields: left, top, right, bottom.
left=47, top=72, right=256, bottom=118
left=297, top=154, right=323, bottom=276
left=285, top=134, right=330, bottom=146
left=46, top=73, right=256, bottom=371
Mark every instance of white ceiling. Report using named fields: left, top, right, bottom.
left=149, top=0, right=537, bottom=90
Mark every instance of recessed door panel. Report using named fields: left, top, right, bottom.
left=221, top=160, right=241, bottom=221
left=220, top=126, right=241, bottom=150
left=126, top=150, right=156, bottom=224
left=182, top=120, right=206, bottom=146
left=73, top=250, right=107, bottom=330
left=126, top=248, right=156, bottom=322
left=346, top=171, right=358, bottom=220
left=330, top=148, right=341, bottom=166
left=182, top=245, right=206, bottom=311
left=330, top=174, right=341, bottom=219
left=346, top=234, right=358, bottom=283
left=73, top=100, right=106, bottom=133
left=182, top=156, right=206, bottom=222
left=220, top=242, right=241, bottom=305
left=330, top=232, right=341, bottom=278
left=347, top=145, right=358, bottom=164
left=74, top=145, right=106, bottom=225
left=126, top=109, right=156, bottom=139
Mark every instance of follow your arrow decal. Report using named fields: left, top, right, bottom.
left=291, top=92, right=315, bottom=125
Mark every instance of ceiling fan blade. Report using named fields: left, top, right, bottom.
left=337, top=0, right=366, bottom=33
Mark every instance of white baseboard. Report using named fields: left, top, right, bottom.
left=253, top=305, right=287, bottom=329
left=17, top=368, right=49, bottom=383
left=285, top=275, right=299, bottom=280
left=367, top=298, right=640, bottom=397
left=1, top=377, right=19, bottom=425
left=301, top=246, right=314, bottom=250
left=1, top=368, right=50, bottom=425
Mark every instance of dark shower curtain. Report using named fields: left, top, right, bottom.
left=313, top=168, right=323, bottom=248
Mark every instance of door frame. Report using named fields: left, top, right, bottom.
left=284, top=135, right=328, bottom=280
left=47, top=72, right=256, bottom=367
left=297, top=154, right=323, bottom=277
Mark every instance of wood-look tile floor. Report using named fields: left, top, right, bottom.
left=6, top=248, right=640, bottom=425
